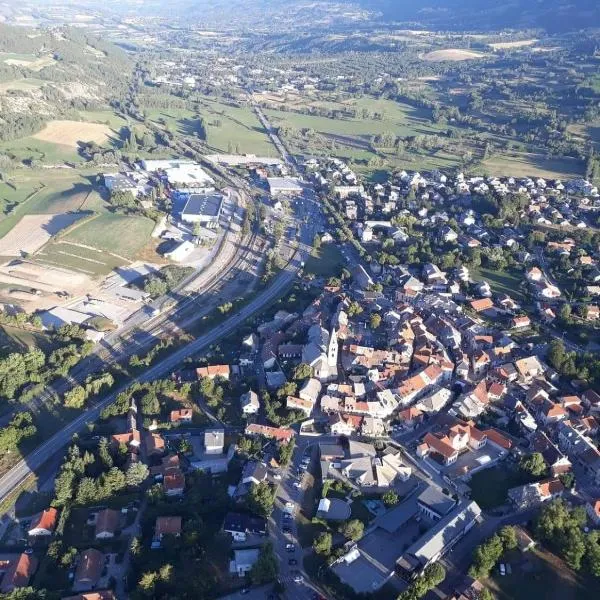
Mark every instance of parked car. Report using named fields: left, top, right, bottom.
left=499, top=564, right=506, bottom=576
left=288, top=559, right=297, bottom=566
left=286, top=543, right=295, bottom=552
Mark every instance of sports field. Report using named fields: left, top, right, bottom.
left=62, top=213, right=156, bottom=260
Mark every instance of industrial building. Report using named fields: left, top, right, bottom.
left=267, top=176, right=303, bottom=196
left=180, top=193, right=224, bottom=228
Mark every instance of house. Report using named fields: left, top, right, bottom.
left=508, top=478, right=564, bottom=509
left=286, top=395, right=314, bottom=418
left=0, top=554, right=38, bottom=593
left=204, top=429, right=225, bottom=454
left=229, top=549, right=260, bottom=577
left=163, top=470, right=185, bottom=496
left=62, top=592, right=115, bottom=600
left=514, top=526, right=536, bottom=552
left=417, top=486, right=457, bottom=521
left=299, top=378, right=322, bottom=404
left=196, top=365, right=230, bottom=380
left=240, top=390, right=259, bottom=415
left=27, top=507, right=58, bottom=537
left=145, top=432, right=166, bottom=456
left=94, top=509, right=120, bottom=540
left=152, top=516, right=182, bottom=548
left=223, top=512, right=267, bottom=542
left=397, top=406, right=424, bottom=429
left=511, top=315, right=531, bottom=329
left=361, top=416, right=386, bottom=437
left=170, top=409, right=193, bottom=423
left=469, top=298, right=494, bottom=313
left=586, top=500, right=600, bottom=526
left=245, top=423, right=295, bottom=443
left=514, top=356, right=545, bottom=382
left=241, top=461, right=268, bottom=486
left=329, top=413, right=362, bottom=436
left=111, top=430, right=141, bottom=449
left=540, top=401, right=567, bottom=425
left=73, top=549, right=104, bottom=592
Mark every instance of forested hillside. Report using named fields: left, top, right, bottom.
left=357, top=0, right=600, bottom=32
left=0, top=24, right=131, bottom=143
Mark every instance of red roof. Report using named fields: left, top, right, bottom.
left=155, top=516, right=182, bottom=537
left=170, top=409, right=193, bottom=422
left=423, top=432, right=457, bottom=459
left=538, top=478, right=564, bottom=498
left=245, top=423, right=295, bottom=442
left=29, top=507, right=58, bottom=533
left=163, top=471, right=185, bottom=492
left=470, top=298, right=494, bottom=312
left=0, top=553, right=38, bottom=592
left=483, top=428, right=513, bottom=450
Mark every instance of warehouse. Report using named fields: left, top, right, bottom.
left=267, top=176, right=303, bottom=196
left=180, top=193, right=224, bottom=228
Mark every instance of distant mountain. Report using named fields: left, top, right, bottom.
left=356, top=0, right=600, bottom=32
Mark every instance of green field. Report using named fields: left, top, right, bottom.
left=468, top=466, right=526, bottom=509
left=196, top=98, right=276, bottom=155
left=35, top=240, right=127, bottom=276
left=0, top=325, right=54, bottom=356
left=62, top=213, right=155, bottom=259
left=304, top=244, right=344, bottom=278
left=471, top=266, right=527, bottom=303
left=483, top=152, right=584, bottom=179
left=485, top=547, right=600, bottom=600
left=79, top=109, right=128, bottom=130
left=0, top=171, right=106, bottom=239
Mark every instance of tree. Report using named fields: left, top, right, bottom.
left=519, top=452, right=547, bottom=478
left=246, top=482, right=275, bottom=517
left=144, top=276, right=168, bottom=298
left=278, top=438, right=295, bottom=467
left=477, top=590, right=495, bottom=600
left=138, top=571, right=158, bottom=597
left=250, top=541, right=278, bottom=585
left=370, top=313, right=382, bottom=329
left=382, top=489, right=400, bottom=506
left=63, top=385, right=86, bottom=408
left=499, top=526, right=518, bottom=551
left=341, top=519, right=364, bottom=541
left=292, top=363, right=312, bottom=381
left=140, top=391, right=160, bottom=415
left=586, top=531, right=600, bottom=577
left=313, top=531, right=332, bottom=555
left=347, top=301, right=363, bottom=317
left=98, top=437, right=113, bottom=469
left=126, top=462, right=149, bottom=487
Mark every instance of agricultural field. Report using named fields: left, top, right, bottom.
left=0, top=52, right=56, bottom=71
left=0, top=171, right=105, bottom=239
left=0, top=78, right=44, bottom=93
left=422, top=49, right=488, bottom=61
left=482, top=152, right=584, bottom=179
left=0, top=213, right=85, bottom=256
left=33, top=120, right=115, bottom=147
left=196, top=97, right=276, bottom=155
left=488, top=39, right=538, bottom=50
left=62, top=213, right=156, bottom=260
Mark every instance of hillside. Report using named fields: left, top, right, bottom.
left=356, top=0, right=600, bottom=32
left=0, top=24, right=131, bottom=144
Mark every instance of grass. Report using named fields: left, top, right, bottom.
left=468, top=465, right=526, bottom=509
left=484, top=547, right=600, bottom=600
left=304, top=244, right=344, bottom=278
left=197, top=97, right=276, bottom=155
left=0, top=171, right=106, bottom=239
left=471, top=266, right=527, bottom=303
left=63, top=213, right=156, bottom=259
left=0, top=325, right=54, bottom=356
left=35, top=241, right=127, bottom=277
left=482, top=152, right=584, bottom=179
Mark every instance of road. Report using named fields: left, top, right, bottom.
left=0, top=239, right=309, bottom=504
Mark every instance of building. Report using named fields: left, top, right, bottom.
left=95, top=509, right=120, bottom=540
left=508, top=478, right=564, bottom=509
left=0, top=554, right=38, bottom=593
left=73, top=549, right=104, bottom=592
left=245, top=423, right=295, bottom=442
left=170, top=409, right=193, bottom=423
left=180, top=193, right=224, bottom=229
left=223, top=512, right=267, bottom=542
left=27, top=508, right=58, bottom=537
left=62, top=592, right=115, bottom=600
left=240, top=390, right=260, bottom=415
left=417, top=486, right=457, bottom=521
left=152, top=516, right=182, bottom=549
left=397, top=501, right=482, bottom=576
left=196, top=365, right=230, bottom=380
left=229, top=549, right=260, bottom=577
left=267, top=177, right=303, bottom=196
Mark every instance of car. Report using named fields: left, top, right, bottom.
left=273, top=474, right=282, bottom=480
left=283, top=513, right=293, bottom=520
left=293, top=481, right=302, bottom=489
left=286, top=543, right=295, bottom=552
left=288, top=558, right=298, bottom=566
left=298, top=464, right=308, bottom=471
left=285, top=502, right=295, bottom=513
left=293, top=574, right=303, bottom=583
left=24, top=548, right=34, bottom=555
left=240, top=589, right=250, bottom=595
left=283, top=526, right=292, bottom=534
left=301, top=457, right=311, bottom=465
left=499, top=564, right=506, bottom=576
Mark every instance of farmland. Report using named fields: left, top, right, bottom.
left=62, top=213, right=156, bottom=260
left=33, top=120, right=115, bottom=148
left=422, top=49, right=488, bottom=61
left=482, top=153, right=584, bottom=180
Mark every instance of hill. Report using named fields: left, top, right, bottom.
left=356, top=0, right=600, bottom=32
left=0, top=23, right=131, bottom=145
